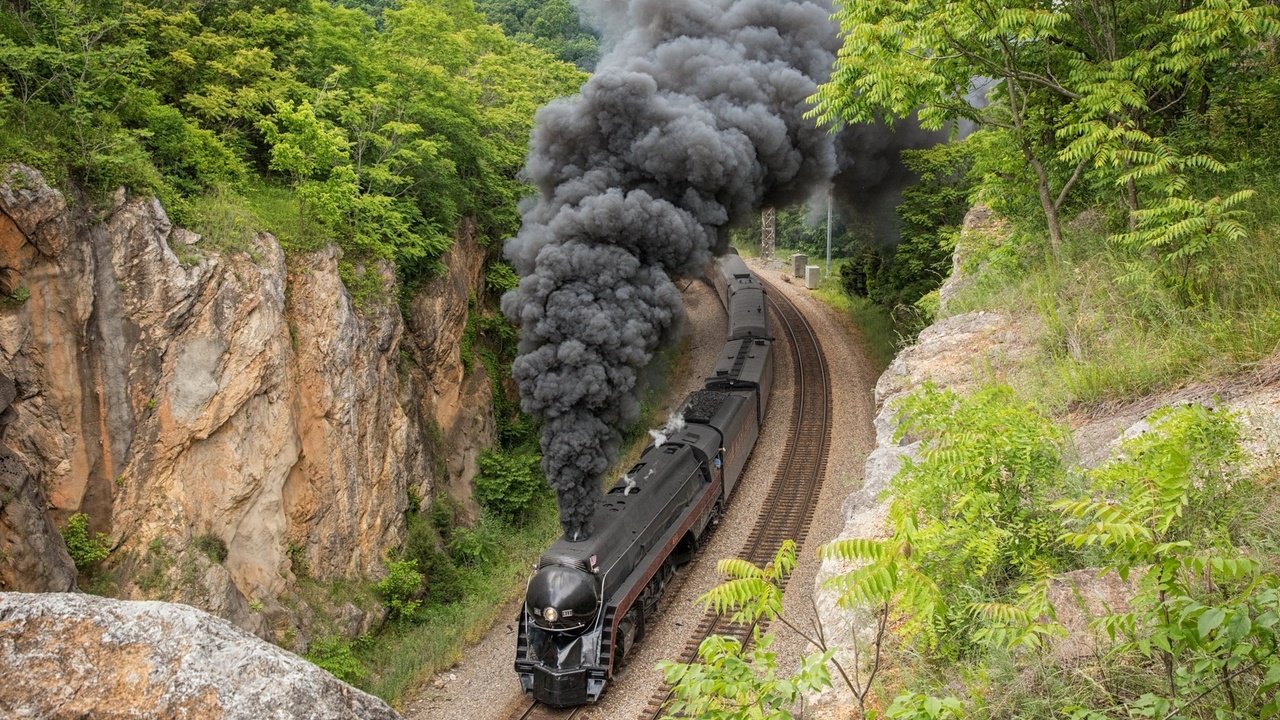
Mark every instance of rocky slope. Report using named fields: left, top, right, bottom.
left=0, top=164, right=495, bottom=645
left=811, top=206, right=1280, bottom=713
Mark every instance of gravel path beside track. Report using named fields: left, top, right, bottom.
left=401, top=259, right=879, bottom=720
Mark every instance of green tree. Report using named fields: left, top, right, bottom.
left=475, top=0, right=599, bottom=69
left=62, top=512, right=110, bottom=570
left=810, top=0, right=1279, bottom=263
left=259, top=98, right=349, bottom=229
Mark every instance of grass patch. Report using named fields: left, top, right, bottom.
left=183, top=186, right=261, bottom=258
left=810, top=257, right=898, bottom=372
left=241, top=180, right=334, bottom=255
left=944, top=187, right=1280, bottom=412
left=355, top=498, right=560, bottom=705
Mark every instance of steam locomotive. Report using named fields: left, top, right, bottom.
left=514, top=253, right=774, bottom=706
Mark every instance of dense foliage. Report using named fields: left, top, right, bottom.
left=475, top=0, right=598, bottom=70
left=0, top=0, right=585, bottom=282
left=811, top=0, right=1279, bottom=269
left=61, top=512, right=110, bottom=570
left=672, top=396, right=1280, bottom=719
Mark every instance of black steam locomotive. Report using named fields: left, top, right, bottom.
left=514, top=253, right=774, bottom=706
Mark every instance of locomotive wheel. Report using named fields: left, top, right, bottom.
left=616, top=607, right=644, bottom=669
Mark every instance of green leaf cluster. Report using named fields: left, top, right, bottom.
left=375, top=556, right=424, bottom=622
left=472, top=449, right=547, bottom=523
left=306, top=635, right=369, bottom=685
left=1059, top=405, right=1280, bottom=719
left=475, top=0, right=598, bottom=70
left=826, top=384, right=1073, bottom=657
left=659, top=632, right=834, bottom=720
left=699, top=540, right=797, bottom=627
left=671, top=399, right=1280, bottom=719
left=62, top=512, right=110, bottom=570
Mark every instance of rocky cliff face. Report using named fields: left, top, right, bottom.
left=0, top=164, right=495, bottom=641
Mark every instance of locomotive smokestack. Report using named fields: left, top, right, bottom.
left=502, top=0, right=843, bottom=540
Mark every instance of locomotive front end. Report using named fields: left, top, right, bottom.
left=517, top=563, right=606, bottom=706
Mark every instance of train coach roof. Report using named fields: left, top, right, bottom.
left=708, top=338, right=770, bottom=388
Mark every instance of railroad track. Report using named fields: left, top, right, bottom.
left=638, top=275, right=833, bottom=720
left=511, top=698, right=582, bottom=720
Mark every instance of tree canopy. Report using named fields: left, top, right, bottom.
left=811, top=0, right=1279, bottom=270
left=475, top=0, right=599, bottom=70
left=0, top=0, right=586, bottom=281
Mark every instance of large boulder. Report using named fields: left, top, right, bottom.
left=0, top=593, right=400, bottom=719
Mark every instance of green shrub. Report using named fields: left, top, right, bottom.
left=448, top=526, right=496, bottom=567
left=402, top=500, right=465, bottom=603
left=473, top=450, right=546, bottom=522
left=822, top=384, right=1073, bottom=658
left=1058, top=405, right=1280, bottom=720
left=62, top=513, right=110, bottom=570
left=306, top=636, right=367, bottom=686
left=192, top=533, right=228, bottom=564
left=1, top=286, right=30, bottom=307
left=428, top=493, right=457, bottom=542
left=375, top=557, right=424, bottom=623
left=484, top=262, right=519, bottom=294
left=420, top=544, right=465, bottom=604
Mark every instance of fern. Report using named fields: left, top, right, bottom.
left=700, top=540, right=796, bottom=626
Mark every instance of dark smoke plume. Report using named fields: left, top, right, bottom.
left=502, top=0, right=841, bottom=539
left=832, top=119, right=950, bottom=246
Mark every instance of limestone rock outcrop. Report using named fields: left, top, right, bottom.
left=0, top=592, right=401, bottom=719
left=0, top=164, right=495, bottom=640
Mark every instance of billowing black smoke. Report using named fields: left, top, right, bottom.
left=832, top=119, right=951, bottom=246
left=502, top=0, right=841, bottom=540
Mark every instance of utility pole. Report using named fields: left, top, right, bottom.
left=761, top=207, right=776, bottom=259
left=826, top=194, right=832, bottom=277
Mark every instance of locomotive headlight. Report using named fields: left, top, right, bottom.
left=543, top=606, right=559, bottom=623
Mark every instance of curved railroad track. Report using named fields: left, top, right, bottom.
left=637, top=274, right=833, bottom=720
left=505, top=274, right=832, bottom=720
